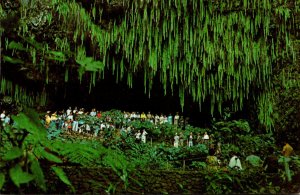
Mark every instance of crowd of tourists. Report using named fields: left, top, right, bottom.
left=39, top=107, right=300, bottom=172
left=0, top=108, right=295, bottom=173
left=41, top=107, right=188, bottom=139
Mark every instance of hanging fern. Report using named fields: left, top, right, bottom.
left=1, top=0, right=297, bottom=130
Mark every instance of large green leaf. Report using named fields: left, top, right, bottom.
left=30, top=159, right=46, bottom=191
left=12, top=109, right=47, bottom=139
left=245, top=155, right=262, bottom=167
left=3, top=56, right=24, bottom=64
left=0, top=173, right=5, bottom=190
left=76, top=57, right=104, bottom=72
left=2, top=147, right=23, bottom=161
left=47, top=51, right=67, bottom=62
left=9, top=165, right=35, bottom=187
left=51, top=167, right=72, bottom=186
left=41, top=150, right=63, bottom=163
left=8, top=41, right=27, bottom=51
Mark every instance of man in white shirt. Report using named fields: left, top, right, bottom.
left=1, top=110, right=6, bottom=122
left=229, top=154, right=243, bottom=170
left=90, top=108, right=97, bottom=117
left=203, top=132, right=209, bottom=145
left=130, top=112, right=136, bottom=120
left=67, top=113, right=73, bottom=121
left=66, top=107, right=72, bottom=116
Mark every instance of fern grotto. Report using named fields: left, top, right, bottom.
left=0, top=0, right=300, bottom=194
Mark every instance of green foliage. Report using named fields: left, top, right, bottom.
left=30, top=159, right=46, bottom=191
left=9, top=165, right=35, bottom=187
left=278, top=156, right=292, bottom=182
left=191, top=161, right=207, bottom=169
left=245, top=155, right=263, bottom=167
left=204, top=170, right=233, bottom=194
left=0, top=108, right=140, bottom=193
left=0, top=173, right=5, bottom=190
left=3, top=56, right=24, bottom=64
left=2, top=147, right=23, bottom=160
left=0, top=108, right=72, bottom=192
left=50, top=139, right=104, bottom=166
left=2, top=107, right=298, bottom=193
left=51, top=167, right=72, bottom=186
left=2, top=0, right=298, bottom=129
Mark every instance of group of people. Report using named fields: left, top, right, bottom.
left=173, top=132, right=211, bottom=148
left=205, top=142, right=295, bottom=173
left=42, top=107, right=188, bottom=140
left=1, top=107, right=296, bottom=174
left=123, top=111, right=184, bottom=126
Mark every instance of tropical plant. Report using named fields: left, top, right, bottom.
left=0, top=108, right=73, bottom=193
left=0, top=108, right=142, bottom=193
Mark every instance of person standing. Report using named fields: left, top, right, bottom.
left=174, top=112, right=180, bottom=126
left=146, top=112, right=152, bottom=122
left=141, top=129, right=148, bottom=143
left=67, top=112, right=73, bottom=121
left=229, top=153, right=243, bottom=170
left=73, top=107, right=78, bottom=114
left=130, top=112, right=136, bottom=121
left=0, top=110, right=6, bottom=123
left=206, top=148, right=220, bottom=171
left=45, top=113, right=51, bottom=128
left=164, top=115, right=168, bottom=124
left=174, top=133, right=180, bottom=148
left=3, top=114, right=11, bottom=126
left=90, top=108, right=97, bottom=117
left=188, top=132, right=193, bottom=147
left=66, top=107, right=72, bottom=116
left=167, top=114, right=173, bottom=125
left=72, top=115, right=79, bottom=132
left=282, top=142, right=294, bottom=157
left=97, top=111, right=102, bottom=118
left=203, top=132, right=210, bottom=146
left=135, top=130, right=141, bottom=142
left=179, top=132, right=184, bottom=147
left=78, top=108, right=84, bottom=115
left=159, top=114, right=164, bottom=124
left=154, top=114, right=160, bottom=125
left=136, top=112, right=141, bottom=121
left=141, top=112, right=147, bottom=121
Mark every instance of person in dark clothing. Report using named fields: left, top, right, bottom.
left=263, top=146, right=279, bottom=173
